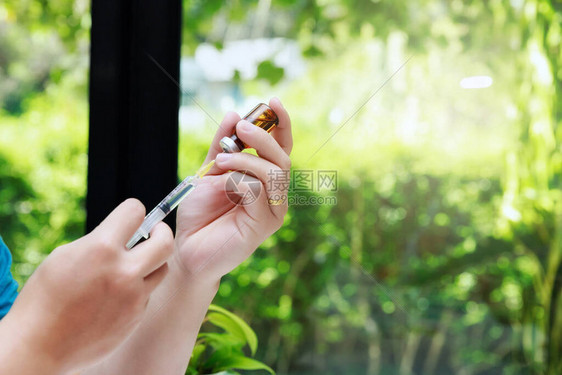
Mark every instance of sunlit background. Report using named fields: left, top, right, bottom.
left=1, top=0, right=561, bottom=374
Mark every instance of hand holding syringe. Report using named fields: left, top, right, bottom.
left=125, top=160, right=215, bottom=249
left=126, top=103, right=279, bottom=249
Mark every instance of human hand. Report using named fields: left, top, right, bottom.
left=0, top=199, right=174, bottom=374
left=174, top=98, right=292, bottom=284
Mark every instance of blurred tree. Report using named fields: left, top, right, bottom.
left=179, top=0, right=562, bottom=374
left=0, top=0, right=88, bottom=113
left=497, top=0, right=562, bottom=373
left=1, top=0, right=561, bottom=374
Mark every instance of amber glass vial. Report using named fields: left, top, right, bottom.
left=219, top=103, right=279, bottom=153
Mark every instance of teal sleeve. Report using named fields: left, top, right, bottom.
left=0, top=236, right=18, bottom=319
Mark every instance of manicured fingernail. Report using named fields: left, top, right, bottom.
left=239, top=120, right=254, bottom=132
left=216, top=153, right=232, bottom=163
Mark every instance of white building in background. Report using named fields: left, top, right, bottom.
left=179, top=38, right=305, bottom=131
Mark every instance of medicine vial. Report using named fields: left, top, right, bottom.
left=219, top=103, right=279, bottom=153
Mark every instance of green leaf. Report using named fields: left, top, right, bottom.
left=208, top=305, right=258, bottom=355
left=232, top=70, right=241, bottom=83
left=202, top=345, right=243, bottom=372
left=190, top=343, right=206, bottom=366
left=256, top=60, right=285, bottom=86
left=302, top=44, right=324, bottom=57
left=207, top=313, right=247, bottom=343
left=198, top=332, right=244, bottom=351
left=215, top=355, right=275, bottom=375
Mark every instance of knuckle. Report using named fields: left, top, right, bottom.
left=97, top=236, right=118, bottom=254
left=280, top=155, right=292, bottom=171
left=236, top=120, right=247, bottom=129
left=165, top=232, right=175, bottom=249
left=155, top=224, right=175, bottom=252
left=100, top=264, right=144, bottom=305
left=124, top=198, right=146, bottom=219
left=160, top=234, right=175, bottom=255
left=123, top=263, right=141, bottom=281
left=223, top=111, right=240, bottom=124
left=111, top=264, right=140, bottom=291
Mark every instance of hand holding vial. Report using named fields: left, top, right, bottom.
left=173, top=97, right=292, bottom=284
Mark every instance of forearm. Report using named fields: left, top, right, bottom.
left=0, top=313, right=65, bottom=375
left=83, top=254, right=219, bottom=375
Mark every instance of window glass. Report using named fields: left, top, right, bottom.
left=179, top=1, right=562, bottom=374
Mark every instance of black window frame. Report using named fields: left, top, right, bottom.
left=86, top=0, right=182, bottom=232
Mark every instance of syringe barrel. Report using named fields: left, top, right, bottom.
left=160, top=176, right=197, bottom=213
left=126, top=175, right=200, bottom=249
left=125, top=206, right=167, bottom=249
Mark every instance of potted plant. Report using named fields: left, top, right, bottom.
left=186, top=305, right=274, bottom=375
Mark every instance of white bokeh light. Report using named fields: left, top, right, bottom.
left=460, top=75, right=493, bottom=89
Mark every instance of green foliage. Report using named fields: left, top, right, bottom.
left=0, top=79, right=87, bottom=286
left=187, top=304, right=274, bottom=375
left=256, top=61, right=285, bottom=86
left=207, top=305, right=258, bottom=355
left=0, top=1, right=89, bottom=113
left=179, top=1, right=562, bottom=374
left=2, top=0, right=562, bottom=374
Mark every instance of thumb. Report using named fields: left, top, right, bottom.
left=91, top=199, right=146, bottom=245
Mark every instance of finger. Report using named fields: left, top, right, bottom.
left=219, top=171, right=272, bottom=220
left=269, top=97, right=293, bottom=155
left=204, top=111, right=241, bottom=164
left=176, top=175, right=236, bottom=237
left=234, top=120, right=291, bottom=171
left=216, top=152, right=283, bottom=192
left=91, top=198, right=146, bottom=246
left=129, top=222, right=174, bottom=276
left=143, top=262, right=169, bottom=294
left=215, top=153, right=288, bottom=217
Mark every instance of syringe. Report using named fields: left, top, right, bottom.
left=126, top=160, right=215, bottom=249
left=126, top=102, right=279, bottom=250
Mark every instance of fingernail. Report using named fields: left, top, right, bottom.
left=239, top=120, right=254, bottom=132
left=272, top=97, right=284, bottom=109
left=216, top=153, right=232, bottom=163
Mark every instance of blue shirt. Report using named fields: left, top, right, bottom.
left=0, top=236, right=18, bottom=319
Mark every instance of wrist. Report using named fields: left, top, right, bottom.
left=0, top=313, right=66, bottom=375
left=170, top=247, right=221, bottom=291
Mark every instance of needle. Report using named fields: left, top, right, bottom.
left=126, top=160, right=215, bottom=249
